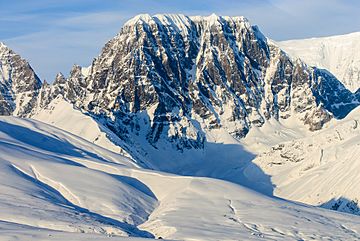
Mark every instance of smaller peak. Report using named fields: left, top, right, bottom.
left=71, top=64, right=81, bottom=71
left=207, top=13, right=219, bottom=21
left=153, top=14, right=193, bottom=35
left=124, top=14, right=153, bottom=26
left=42, top=79, right=49, bottom=87
left=153, top=13, right=190, bottom=24
left=81, top=66, right=91, bottom=77
left=0, top=42, right=17, bottom=57
left=0, top=42, right=10, bottom=51
left=220, top=16, right=250, bottom=26
left=230, top=16, right=248, bottom=22
left=70, top=64, right=82, bottom=76
left=69, top=64, right=91, bottom=79
left=54, top=72, right=66, bottom=85
left=209, top=13, right=218, bottom=19
left=202, top=13, right=220, bottom=26
left=56, top=72, right=65, bottom=78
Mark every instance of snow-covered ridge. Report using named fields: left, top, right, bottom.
left=0, top=42, right=42, bottom=116
left=279, top=32, right=360, bottom=92
left=123, top=13, right=253, bottom=36
left=248, top=106, right=360, bottom=216
left=2, top=116, right=360, bottom=240
left=124, top=13, right=250, bottom=25
left=0, top=42, right=8, bottom=50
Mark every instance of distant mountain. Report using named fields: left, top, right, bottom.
left=0, top=42, right=42, bottom=116
left=279, top=32, right=360, bottom=92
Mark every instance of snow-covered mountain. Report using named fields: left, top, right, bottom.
left=2, top=13, right=360, bottom=239
left=279, top=32, right=360, bottom=92
left=15, top=14, right=359, bottom=172
left=2, top=116, right=360, bottom=240
left=0, top=42, right=42, bottom=116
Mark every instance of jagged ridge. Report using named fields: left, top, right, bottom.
left=0, top=42, right=42, bottom=116
left=1, top=14, right=360, bottom=166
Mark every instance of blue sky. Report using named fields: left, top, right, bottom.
left=1, top=0, right=359, bottom=81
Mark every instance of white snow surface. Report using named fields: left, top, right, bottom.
left=2, top=116, right=360, bottom=240
left=279, top=32, right=360, bottom=92
left=31, top=97, right=130, bottom=156
left=249, top=106, right=360, bottom=215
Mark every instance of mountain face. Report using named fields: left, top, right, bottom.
left=2, top=14, right=360, bottom=168
left=279, top=32, right=360, bottom=92
left=0, top=43, right=42, bottom=116
left=2, top=13, right=360, bottom=233
left=30, top=14, right=360, bottom=159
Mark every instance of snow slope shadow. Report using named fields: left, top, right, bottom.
left=145, top=139, right=275, bottom=196
left=0, top=140, right=86, bottom=167
left=195, top=141, right=275, bottom=196
left=0, top=120, right=116, bottom=164
left=111, top=174, right=157, bottom=200
left=103, top=112, right=275, bottom=196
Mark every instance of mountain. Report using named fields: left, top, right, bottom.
left=2, top=13, right=360, bottom=224
left=0, top=42, right=42, bottom=116
left=279, top=32, right=360, bottom=92
left=2, top=116, right=360, bottom=240
left=25, top=14, right=360, bottom=172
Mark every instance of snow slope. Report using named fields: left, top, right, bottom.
left=249, top=106, right=360, bottom=215
left=31, top=96, right=133, bottom=159
left=2, top=116, right=360, bottom=240
left=279, top=32, right=360, bottom=92
left=0, top=117, right=156, bottom=239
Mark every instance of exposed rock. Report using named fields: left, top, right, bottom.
left=2, top=14, right=360, bottom=159
left=0, top=42, right=42, bottom=116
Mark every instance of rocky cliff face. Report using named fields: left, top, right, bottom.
left=2, top=14, right=360, bottom=162
left=52, top=15, right=359, bottom=148
left=0, top=43, right=42, bottom=116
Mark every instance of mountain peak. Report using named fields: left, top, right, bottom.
left=208, top=13, right=219, bottom=20
left=124, top=13, right=153, bottom=26
left=205, top=13, right=220, bottom=26
left=0, top=41, right=42, bottom=116
left=54, top=72, right=66, bottom=85
left=0, top=42, right=11, bottom=53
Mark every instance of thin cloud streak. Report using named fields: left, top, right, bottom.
left=1, top=0, right=359, bottom=81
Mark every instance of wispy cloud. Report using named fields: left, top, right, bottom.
left=1, top=0, right=359, bottom=81
left=3, top=11, right=131, bottom=81
left=58, top=12, right=129, bottom=27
